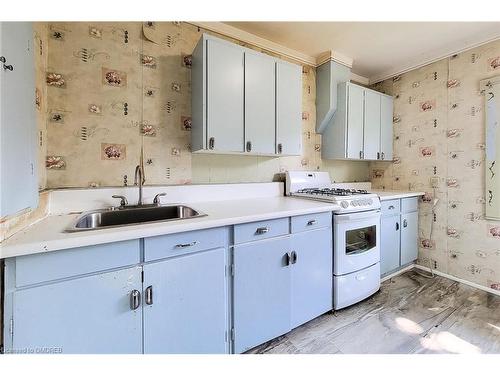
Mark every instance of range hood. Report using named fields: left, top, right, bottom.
left=315, top=51, right=352, bottom=134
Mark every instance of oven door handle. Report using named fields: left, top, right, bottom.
left=334, top=210, right=381, bottom=223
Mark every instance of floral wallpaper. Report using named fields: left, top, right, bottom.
left=43, top=21, right=369, bottom=189
left=370, top=39, right=500, bottom=292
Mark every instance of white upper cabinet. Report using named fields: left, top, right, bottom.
left=346, top=84, right=364, bottom=159
left=191, top=34, right=302, bottom=156
left=380, top=94, right=394, bottom=160
left=0, top=22, right=38, bottom=217
left=206, top=38, right=245, bottom=153
left=276, top=60, right=302, bottom=156
left=321, top=82, right=393, bottom=161
left=244, top=51, right=276, bottom=154
left=363, top=89, right=381, bottom=160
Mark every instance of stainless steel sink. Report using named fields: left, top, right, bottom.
left=66, top=205, right=206, bottom=232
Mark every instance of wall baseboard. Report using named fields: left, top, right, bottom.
left=381, top=263, right=500, bottom=297
left=414, top=264, right=500, bottom=297
left=381, top=263, right=416, bottom=282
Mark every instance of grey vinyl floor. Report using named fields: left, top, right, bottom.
left=248, top=270, right=500, bottom=354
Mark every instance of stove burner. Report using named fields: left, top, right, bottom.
left=296, top=188, right=369, bottom=196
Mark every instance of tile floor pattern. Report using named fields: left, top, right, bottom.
left=249, top=270, right=500, bottom=354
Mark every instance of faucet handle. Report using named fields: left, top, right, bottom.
left=153, top=193, right=167, bottom=205
left=112, top=195, right=128, bottom=207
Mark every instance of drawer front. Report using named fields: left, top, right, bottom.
left=291, top=212, right=331, bottom=233
left=401, top=197, right=418, bottom=213
left=381, top=199, right=400, bottom=215
left=144, top=227, right=227, bottom=261
left=233, top=218, right=289, bottom=244
left=15, top=239, right=140, bottom=287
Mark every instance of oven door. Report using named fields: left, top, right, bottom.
left=333, top=210, right=381, bottom=275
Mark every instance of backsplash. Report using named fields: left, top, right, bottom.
left=370, top=39, right=500, bottom=292
left=43, top=21, right=369, bottom=189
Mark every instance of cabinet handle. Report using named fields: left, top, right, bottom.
left=284, top=252, right=291, bottom=266
left=145, top=286, right=153, bottom=305
left=403, top=219, right=408, bottom=228
left=396, top=222, right=399, bottom=231
left=291, top=251, right=298, bottom=264
left=255, top=227, right=269, bottom=235
left=377, top=152, right=380, bottom=160
left=307, top=219, right=317, bottom=226
left=277, top=143, right=283, bottom=154
left=359, top=150, right=364, bottom=159
left=3, top=64, right=13, bottom=71
left=175, top=241, right=198, bottom=248
left=130, top=290, right=141, bottom=310
left=381, top=152, right=385, bottom=160
left=0, top=56, right=6, bottom=63
left=388, top=205, right=395, bottom=210
left=209, top=137, right=215, bottom=150
left=246, top=141, right=252, bottom=152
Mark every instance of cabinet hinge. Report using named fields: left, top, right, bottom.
left=231, top=327, right=235, bottom=341
left=9, top=319, right=14, bottom=338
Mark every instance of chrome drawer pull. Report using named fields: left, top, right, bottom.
left=130, top=290, right=141, bottom=310
left=145, top=286, right=153, bottom=305
left=175, top=241, right=198, bottom=248
left=307, top=220, right=317, bottom=226
left=255, top=227, right=269, bottom=235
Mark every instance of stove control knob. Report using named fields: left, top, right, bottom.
left=367, top=199, right=372, bottom=205
left=341, top=201, right=349, bottom=209
left=350, top=201, right=356, bottom=207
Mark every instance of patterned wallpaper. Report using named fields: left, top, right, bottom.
left=370, top=39, right=500, bottom=292
left=43, top=21, right=369, bottom=189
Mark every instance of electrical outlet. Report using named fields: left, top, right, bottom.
left=430, top=177, right=439, bottom=188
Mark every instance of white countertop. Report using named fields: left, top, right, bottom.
left=371, top=190, right=425, bottom=201
left=0, top=197, right=335, bottom=259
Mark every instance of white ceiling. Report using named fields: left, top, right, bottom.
left=224, top=22, right=500, bottom=83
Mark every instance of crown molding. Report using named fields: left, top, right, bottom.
left=188, top=21, right=317, bottom=66
left=315, top=50, right=353, bottom=68
left=188, top=22, right=370, bottom=84
left=369, top=34, right=500, bottom=84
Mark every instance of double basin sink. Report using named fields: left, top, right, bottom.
left=67, top=205, right=206, bottom=232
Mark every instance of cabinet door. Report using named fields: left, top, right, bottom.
left=380, top=94, right=394, bottom=160
left=400, top=211, right=418, bottom=265
left=291, top=228, right=332, bottom=329
left=363, top=89, right=381, bottom=160
left=380, top=214, right=401, bottom=275
left=244, top=52, right=276, bottom=154
left=276, top=61, right=302, bottom=155
left=11, top=267, right=143, bottom=354
left=346, top=84, right=364, bottom=159
left=233, top=237, right=291, bottom=353
left=143, top=248, right=227, bottom=354
left=207, top=39, right=244, bottom=152
left=0, top=22, right=38, bottom=216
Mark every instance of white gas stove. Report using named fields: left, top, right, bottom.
left=286, top=171, right=381, bottom=310
left=286, top=171, right=381, bottom=213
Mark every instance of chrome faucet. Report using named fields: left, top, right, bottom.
left=134, top=165, right=144, bottom=205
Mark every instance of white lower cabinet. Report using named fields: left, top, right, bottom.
left=3, top=212, right=333, bottom=354
left=232, top=236, right=292, bottom=353
left=290, top=227, right=332, bottom=328
left=400, top=211, right=419, bottom=265
left=380, top=213, right=401, bottom=275
left=380, top=197, right=419, bottom=276
left=10, top=267, right=143, bottom=354
left=143, top=248, right=228, bottom=354
left=232, top=212, right=332, bottom=353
